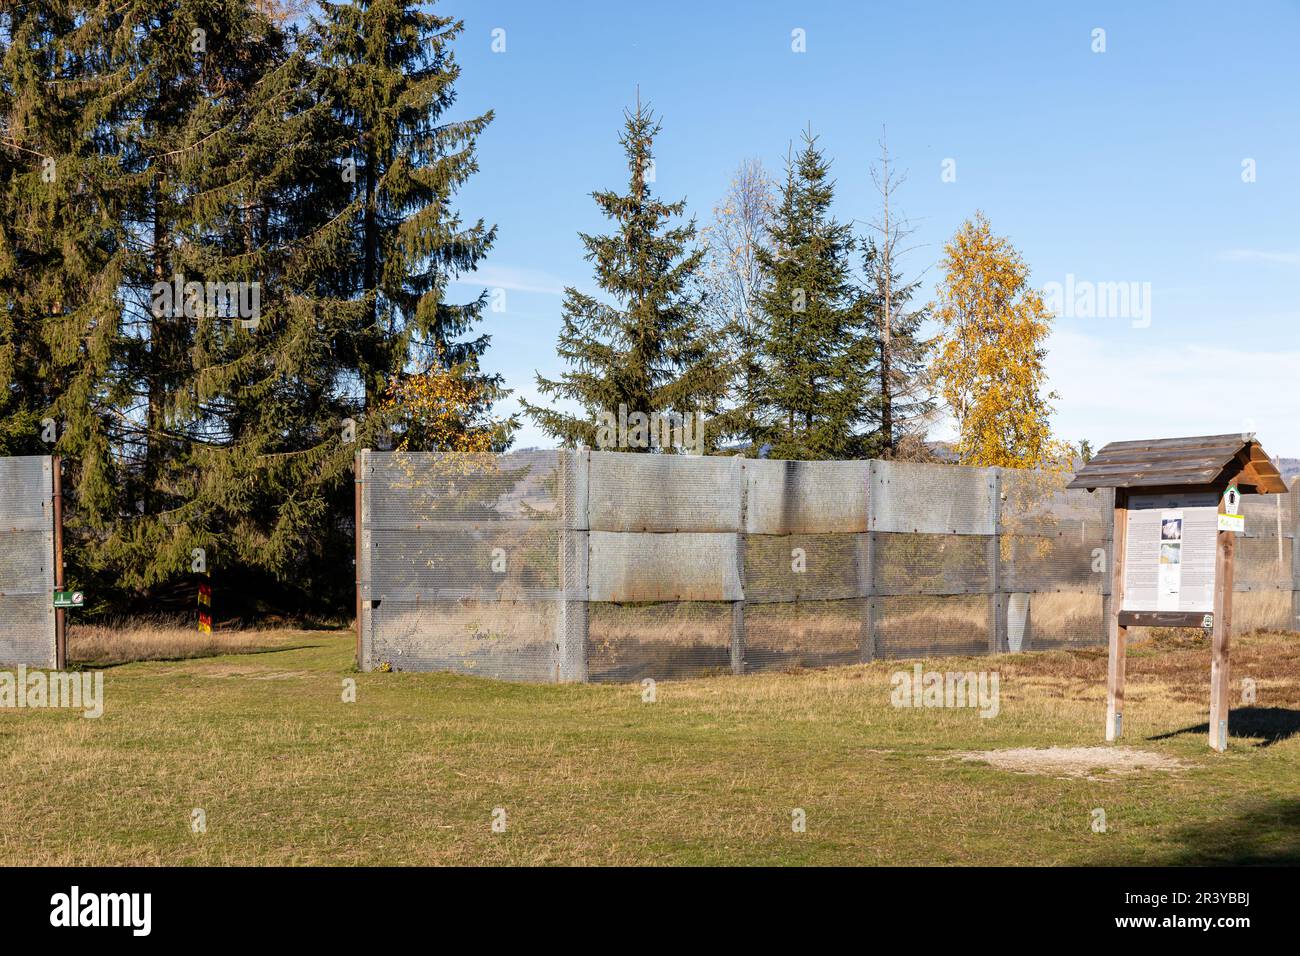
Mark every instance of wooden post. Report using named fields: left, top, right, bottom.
left=1208, top=486, right=1236, bottom=751
left=1105, top=489, right=1129, bottom=741
left=1292, top=479, right=1300, bottom=633
left=52, top=455, right=66, bottom=670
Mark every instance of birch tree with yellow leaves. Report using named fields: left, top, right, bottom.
left=380, top=352, right=515, bottom=453
left=930, top=212, right=1067, bottom=469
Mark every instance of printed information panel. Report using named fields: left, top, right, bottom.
left=1122, top=492, right=1218, bottom=613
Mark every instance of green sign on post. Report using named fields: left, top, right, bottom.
left=53, top=590, right=84, bottom=609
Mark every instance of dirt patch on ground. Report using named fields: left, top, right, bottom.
left=942, top=746, right=1191, bottom=780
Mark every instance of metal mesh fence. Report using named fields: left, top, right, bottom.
left=358, top=449, right=585, bottom=681
left=0, top=456, right=56, bottom=668
left=358, top=452, right=1300, bottom=682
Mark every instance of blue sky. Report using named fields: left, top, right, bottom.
left=440, top=0, right=1300, bottom=455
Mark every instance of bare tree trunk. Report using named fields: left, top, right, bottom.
left=880, top=142, right=894, bottom=458
left=146, top=188, right=166, bottom=515
left=868, top=132, right=919, bottom=461
left=362, top=144, right=378, bottom=411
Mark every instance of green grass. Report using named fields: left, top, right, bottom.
left=3, top=629, right=1299, bottom=865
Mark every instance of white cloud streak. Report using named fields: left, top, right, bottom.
left=447, top=264, right=572, bottom=296
left=1218, top=249, right=1300, bottom=266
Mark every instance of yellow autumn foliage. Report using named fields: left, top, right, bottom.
left=378, top=359, right=501, bottom=453
left=931, top=212, right=1071, bottom=471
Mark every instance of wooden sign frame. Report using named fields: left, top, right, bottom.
left=1104, top=484, right=1236, bottom=751
left=1069, top=434, right=1289, bottom=753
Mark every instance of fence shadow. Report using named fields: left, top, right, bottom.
left=81, top=642, right=325, bottom=671
left=1147, top=706, right=1300, bottom=748
left=1132, top=798, right=1300, bottom=865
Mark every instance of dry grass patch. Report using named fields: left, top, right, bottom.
left=68, top=618, right=299, bottom=666
left=5, top=627, right=1298, bottom=865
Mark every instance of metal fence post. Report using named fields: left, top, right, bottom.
left=356, top=449, right=373, bottom=672
left=353, top=451, right=362, bottom=670
left=557, top=448, right=590, bottom=682
left=52, top=455, right=65, bottom=669
left=731, top=455, right=747, bottom=676
left=987, top=467, right=1004, bottom=655
left=859, top=461, right=877, bottom=663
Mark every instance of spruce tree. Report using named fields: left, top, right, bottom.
left=521, top=99, right=726, bottom=452
left=80, top=1, right=347, bottom=600
left=1, top=1, right=503, bottom=615
left=171, top=10, right=367, bottom=607
left=0, top=1, right=131, bottom=523
left=316, top=0, right=499, bottom=418
left=3, top=3, right=360, bottom=610
left=755, top=132, right=874, bottom=460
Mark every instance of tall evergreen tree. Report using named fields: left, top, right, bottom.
left=755, top=131, right=874, bottom=460
left=317, top=0, right=499, bottom=419
left=1, top=1, right=503, bottom=615
left=75, top=0, right=361, bottom=602
left=0, top=2, right=131, bottom=522
left=171, top=11, right=367, bottom=604
left=521, top=99, right=726, bottom=451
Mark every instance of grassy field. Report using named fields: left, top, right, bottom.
left=3, top=626, right=1299, bottom=865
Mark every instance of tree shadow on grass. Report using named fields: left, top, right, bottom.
left=80, top=643, right=325, bottom=671
left=1140, top=799, right=1300, bottom=865
left=1147, top=706, right=1300, bottom=748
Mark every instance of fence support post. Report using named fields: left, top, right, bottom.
left=987, top=467, right=1003, bottom=655
left=859, top=461, right=877, bottom=663
left=730, top=456, right=747, bottom=676
left=1105, top=490, right=1130, bottom=741
left=1101, top=490, right=1115, bottom=647
left=52, top=455, right=65, bottom=670
left=557, top=448, right=590, bottom=682
left=355, top=450, right=372, bottom=671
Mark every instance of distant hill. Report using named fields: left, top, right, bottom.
left=920, top=448, right=1300, bottom=483
left=925, top=441, right=960, bottom=464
